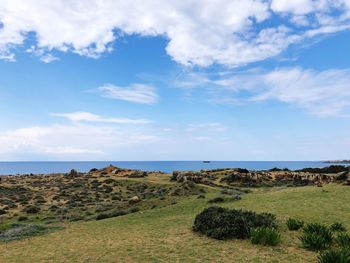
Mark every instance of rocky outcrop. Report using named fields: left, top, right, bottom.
left=127, top=171, right=148, bottom=178
left=171, top=171, right=204, bottom=183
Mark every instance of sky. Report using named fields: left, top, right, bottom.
left=1, top=0, right=350, bottom=161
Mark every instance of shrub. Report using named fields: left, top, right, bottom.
left=208, top=197, right=225, bottom=203
left=300, top=223, right=333, bottom=250
left=96, top=212, right=110, bottom=220
left=298, top=165, right=348, bottom=174
left=335, top=172, right=349, bottom=181
left=17, top=216, right=28, bottom=222
left=96, top=210, right=127, bottom=221
left=0, top=223, right=59, bottom=242
left=23, top=206, right=41, bottom=214
left=193, top=206, right=277, bottom=240
left=236, top=168, right=249, bottom=173
left=300, top=232, right=331, bottom=250
left=330, top=222, right=346, bottom=232
left=286, top=218, right=304, bottom=231
left=69, top=214, right=85, bottom=222
left=318, top=249, right=350, bottom=263
left=269, top=167, right=289, bottom=172
left=250, top=227, right=281, bottom=246
left=337, top=234, right=350, bottom=249
left=128, top=207, right=140, bottom=213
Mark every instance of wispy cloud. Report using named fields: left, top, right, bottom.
left=187, top=123, right=225, bottom=132
left=177, top=67, right=350, bottom=117
left=26, top=46, right=59, bottom=63
left=50, top=111, right=152, bottom=124
left=97, top=84, right=158, bottom=104
left=249, top=68, right=350, bottom=117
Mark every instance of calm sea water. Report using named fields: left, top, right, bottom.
left=0, top=161, right=347, bottom=175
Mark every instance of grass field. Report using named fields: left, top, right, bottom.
left=1, top=183, right=349, bottom=263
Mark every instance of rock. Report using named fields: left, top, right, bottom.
left=171, top=171, right=203, bottom=183
left=129, top=196, right=141, bottom=204
left=103, top=165, right=120, bottom=174
left=69, top=169, right=78, bottom=176
left=232, top=194, right=242, bottom=201
left=171, top=171, right=179, bottom=181
left=343, top=179, right=350, bottom=186
left=127, top=171, right=147, bottom=178
left=89, top=168, right=98, bottom=173
left=336, top=171, right=349, bottom=181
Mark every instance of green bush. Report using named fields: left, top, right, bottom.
left=208, top=197, right=225, bottom=203
left=96, top=210, right=127, bottom=221
left=23, top=206, right=41, bottom=214
left=128, top=207, right=140, bottom=213
left=96, top=212, right=110, bottom=220
left=298, top=165, right=349, bottom=174
left=0, top=223, right=59, bottom=242
left=300, top=223, right=333, bottom=250
left=330, top=222, right=346, bottom=232
left=318, top=249, right=350, bottom=263
left=286, top=218, right=304, bottom=231
left=17, top=216, right=28, bottom=222
left=337, top=234, right=350, bottom=249
left=193, top=206, right=277, bottom=240
left=250, top=227, right=281, bottom=246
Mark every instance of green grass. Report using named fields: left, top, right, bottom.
left=0, top=184, right=349, bottom=262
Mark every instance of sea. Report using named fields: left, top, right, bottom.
left=0, top=161, right=348, bottom=175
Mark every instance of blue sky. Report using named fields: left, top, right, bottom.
left=1, top=0, right=350, bottom=161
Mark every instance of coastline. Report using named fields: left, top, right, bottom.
left=2, top=160, right=349, bottom=175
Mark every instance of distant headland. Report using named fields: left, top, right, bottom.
left=324, top=160, right=350, bottom=163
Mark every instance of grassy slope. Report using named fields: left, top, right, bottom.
left=1, top=184, right=349, bottom=263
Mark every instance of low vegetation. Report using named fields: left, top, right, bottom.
left=300, top=223, right=333, bottom=250
left=0, top=223, right=60, bottom=242
left=336, top=233, right=350, bottom=249
left=287, top=217, right=304, bottom=231
left=250, top=227, right=281, bottom=246
left=0, top=165, right=349, bottom=262
left=193, top=206, right=277, bottom=240
left=330, top=222, right=346, bottom=232
left=317, top=249, right=350, bottom=263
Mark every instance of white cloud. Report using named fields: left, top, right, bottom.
left=1, top=120, right=350, bottom=161
left=179, top=67, right=350, bottom=117
left=26, top=46, right=59, bottom=63
left=40, top=53, right=59, bottom=63
left=187, top=123, right=225, bottom=132
left=250, top=68, right=350, bottom=117
left=1, top=1, right=350, bottom=67
left=271, top=0, right=315, bottom=14
left=97, top=83, right=158, bottom=104
left=44, top=146, right=102, bottom=154
left=50, top=111, right=152, bottom=124
left=0, top=124, right=158, bottom=160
